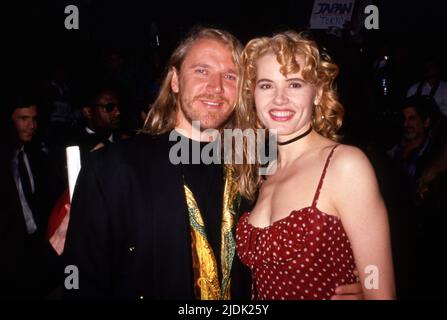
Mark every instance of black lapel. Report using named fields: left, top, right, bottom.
left=24, top=144, right=48, bottom=233
left=142, top=133, right=194, bottom=299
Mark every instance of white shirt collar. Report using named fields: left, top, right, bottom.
left=85, top=126, right=114, bottom=143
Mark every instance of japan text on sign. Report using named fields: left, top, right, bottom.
left=310, top=0, right=356, bottom=29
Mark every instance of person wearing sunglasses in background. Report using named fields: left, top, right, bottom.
left=46, top=86, right=123, bottom=257
left=69, top=86, right=122, bottom=162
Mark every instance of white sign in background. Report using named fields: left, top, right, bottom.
left=66, top=146, right=81, bottom=202
left=310, top=0, right=356, bottom=29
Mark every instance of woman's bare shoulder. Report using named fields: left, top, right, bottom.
left=329, top=144, right=375, bottom=180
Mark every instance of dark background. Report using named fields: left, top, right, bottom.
left=2, top=0, right=446, bottom=145
left=3, top=0, right=446, bottom=78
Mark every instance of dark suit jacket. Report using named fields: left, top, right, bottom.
left=68, top=126, right=121, bottom=165
left=0, top=143, right=61, bottom=298
left=64, top=133, right=251, bottom=299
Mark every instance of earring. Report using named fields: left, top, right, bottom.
left=314, top=104, right=324, bottom=121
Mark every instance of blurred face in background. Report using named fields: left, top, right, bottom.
left=91, top=90, right=121, bottom=131
left=11, top=105, right=38, bottom=145
left=402, top=106, right=429, bottom=141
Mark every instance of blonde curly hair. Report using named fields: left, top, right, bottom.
left=234, top=30, right=344, bottom=201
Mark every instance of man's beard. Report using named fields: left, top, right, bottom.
left=180, top=94, right=232, bottom=130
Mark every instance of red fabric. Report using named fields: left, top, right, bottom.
left=236, top=208, right=357, bottom=300
left=236, top=145, right=358, bottom=300
left=46, top=189, right=70, bottom=240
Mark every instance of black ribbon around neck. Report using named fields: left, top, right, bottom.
left=277, top=126, right=313, bottom=146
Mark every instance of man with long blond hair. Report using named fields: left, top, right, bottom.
left=64, top=26, right=252, bottom=300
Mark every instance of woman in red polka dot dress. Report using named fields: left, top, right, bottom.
left=234, top=31, right=396, bottom=300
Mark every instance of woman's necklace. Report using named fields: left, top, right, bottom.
left=277, top=126, right=313, bottom=146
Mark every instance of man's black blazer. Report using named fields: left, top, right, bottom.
left=64, top=133, right=251, bottom=300
left=0, top=143, right=60, bottom=298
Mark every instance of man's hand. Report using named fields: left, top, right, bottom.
left=49, top=204, right=70, bottom=256
left=331, top=269, right=364, bottom=300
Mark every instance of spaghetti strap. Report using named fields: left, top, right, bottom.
left=311, top=145, right=340, bottom=208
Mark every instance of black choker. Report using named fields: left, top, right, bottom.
left=277, top=126, right=313, bottom=146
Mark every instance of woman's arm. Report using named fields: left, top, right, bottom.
left=332, top=145, right=396, bottom=300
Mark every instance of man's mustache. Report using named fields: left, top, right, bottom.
left=195, top=94, right=229, bottom=105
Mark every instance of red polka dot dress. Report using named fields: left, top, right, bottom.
left=236, top=145, right=358, bottom=300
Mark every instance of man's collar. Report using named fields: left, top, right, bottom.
left=12, top=145, right=25, bottom=158
left=173, top=128, right=218, bottom=143
left=85, top=126, right=114, bottom=143
left=85, top=126, right=96, bottom=135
